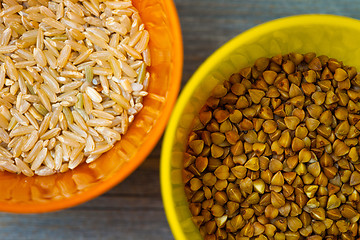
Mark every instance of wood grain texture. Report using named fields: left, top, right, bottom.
left=1, top=0, right=360, bottom=239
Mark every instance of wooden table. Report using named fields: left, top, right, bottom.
left=1, top=0, right=359, bottom=239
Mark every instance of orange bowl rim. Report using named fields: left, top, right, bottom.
left=0, top=0, right=183, bottom=214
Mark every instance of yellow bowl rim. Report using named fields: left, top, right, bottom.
left=161, top=14, right=360, bottom=240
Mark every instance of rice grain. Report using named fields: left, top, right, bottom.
left=91, top=143, right=113, bottom=155
left=95, top=126, right=121, bottom=140
left=58, top=112, right=68, bottom=131
left=85, top=153, right=100, bottom=163
left=32, top=103, right=48, bottom=117
left=41, top=71, right=60, bottom=93
left=9, top=125, right=35, bottom=138
left=22, top=130, right=39, bottom=152
left=38, top=113, right=51, bottom=136
left=72, top=110, right=88, bottom=130
left=37, top=88, right=52, bottom=111
left=54, top=144, right=63, bottom=170
left=121, top=43, right=142, bottom=59
left=56, top=2, right=64, bottom=20
left=68, top=152, right=84, bottom=169
left=87, top=27, right=110, bottom=43
left=57, top=135, right=81, bottom=148
left=82, top=1, right=99, bottom=17
left=0, top=128, right=10, bottom=143
left=60, top=81, right=83, bottom=93
left=84, top=16, right=103, bottom=27
left=84, top=32, right=108, bottom=49
left=4, top=56, right=19, bottom=81
left=33, top=48, right=47, bottom=67
left=64, top=0, right=84, bottom=17
left=44, top=50, right=57, bottom=69
left=119, top=60, right=137, bottom=78
left=36, top=29, right=44, bottom=50
left=15, top=158, right=34, bottom=177
left=57, top=44, right=72, bottom=69
left=42, top=17, right=66, bottom=31
left=66, top=11, right=86, bottom=25
left=39, top=6, right=57, bottom=19
left=40, top=127, right=61, bottom=140
left=7, top=117, right=17, bottom=131
left=91, top=110, right=115, bottom=120
left=0, top=64, right=6, bottom=90
left=25, top=140, right=43, bottom=163
left=0, top=113, right=8, bottom=129
left=31, top=148, right=47, bottom=170
left=84, top=134, right=95, bottom=153
left=68, top=123, right=87, bottom=139
left=25, top=112, right=40, bottom=129
left=44, top=152, right=55, bottom=169
left=135, top=30, right=149, bottom=53
left=12, top=136, right=25, bottom=158
left=44, top=39, right=60, bottom=57
left=0, top=5, right=23, bottom=17
left=14, top=60, right=37, bottom=68
left=62, top=130, right=86, bottom=143
left=60, top=163, right=69, bottom=173
left=40, top=84, right=57, bottom=103
left=0, top=28, right=12, bottom=47
left=143, top=47, right=151, bottom=66
left=85, top=86, right=102, bottom=103
left=0, top=160, right=19, bottom=173
left=60, top=70, right=84, bottom=79
left=70, top=144, right=85, bottom=161
left=18, top=100, right=31, bottom=114
left=88, top=118, right=112, bottom=127
left=35, top=165, right=55, bottom=176
left=10, top=108, right=29, bottom=126
left=0, top=45, right=18, bottom=54
left=26, top=66, right=42, bottom=82
left=61, top=18, right=85, bottom=32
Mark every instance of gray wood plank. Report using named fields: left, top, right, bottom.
left=0, top=152, right=171, bottom=240
left=0, top=0, right=360, bottom=239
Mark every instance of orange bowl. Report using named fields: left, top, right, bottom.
left=0, top=0, right=183, bottom=213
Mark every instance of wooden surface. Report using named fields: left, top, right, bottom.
left=1, top=1, right=360, bottom=239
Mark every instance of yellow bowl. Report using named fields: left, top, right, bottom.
left=161, top=14, right=360, bottom=239
left=0, top=0, right=183, bottom=213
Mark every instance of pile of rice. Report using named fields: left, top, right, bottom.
left=0, top=0, right=150, bottom=176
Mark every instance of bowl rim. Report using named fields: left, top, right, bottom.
left=1, top=0, right=183, bottom=214
left=161, top=14, right=360, bottom=240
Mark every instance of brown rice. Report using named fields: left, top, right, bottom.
left=0, top=0, right=150, bottom=176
